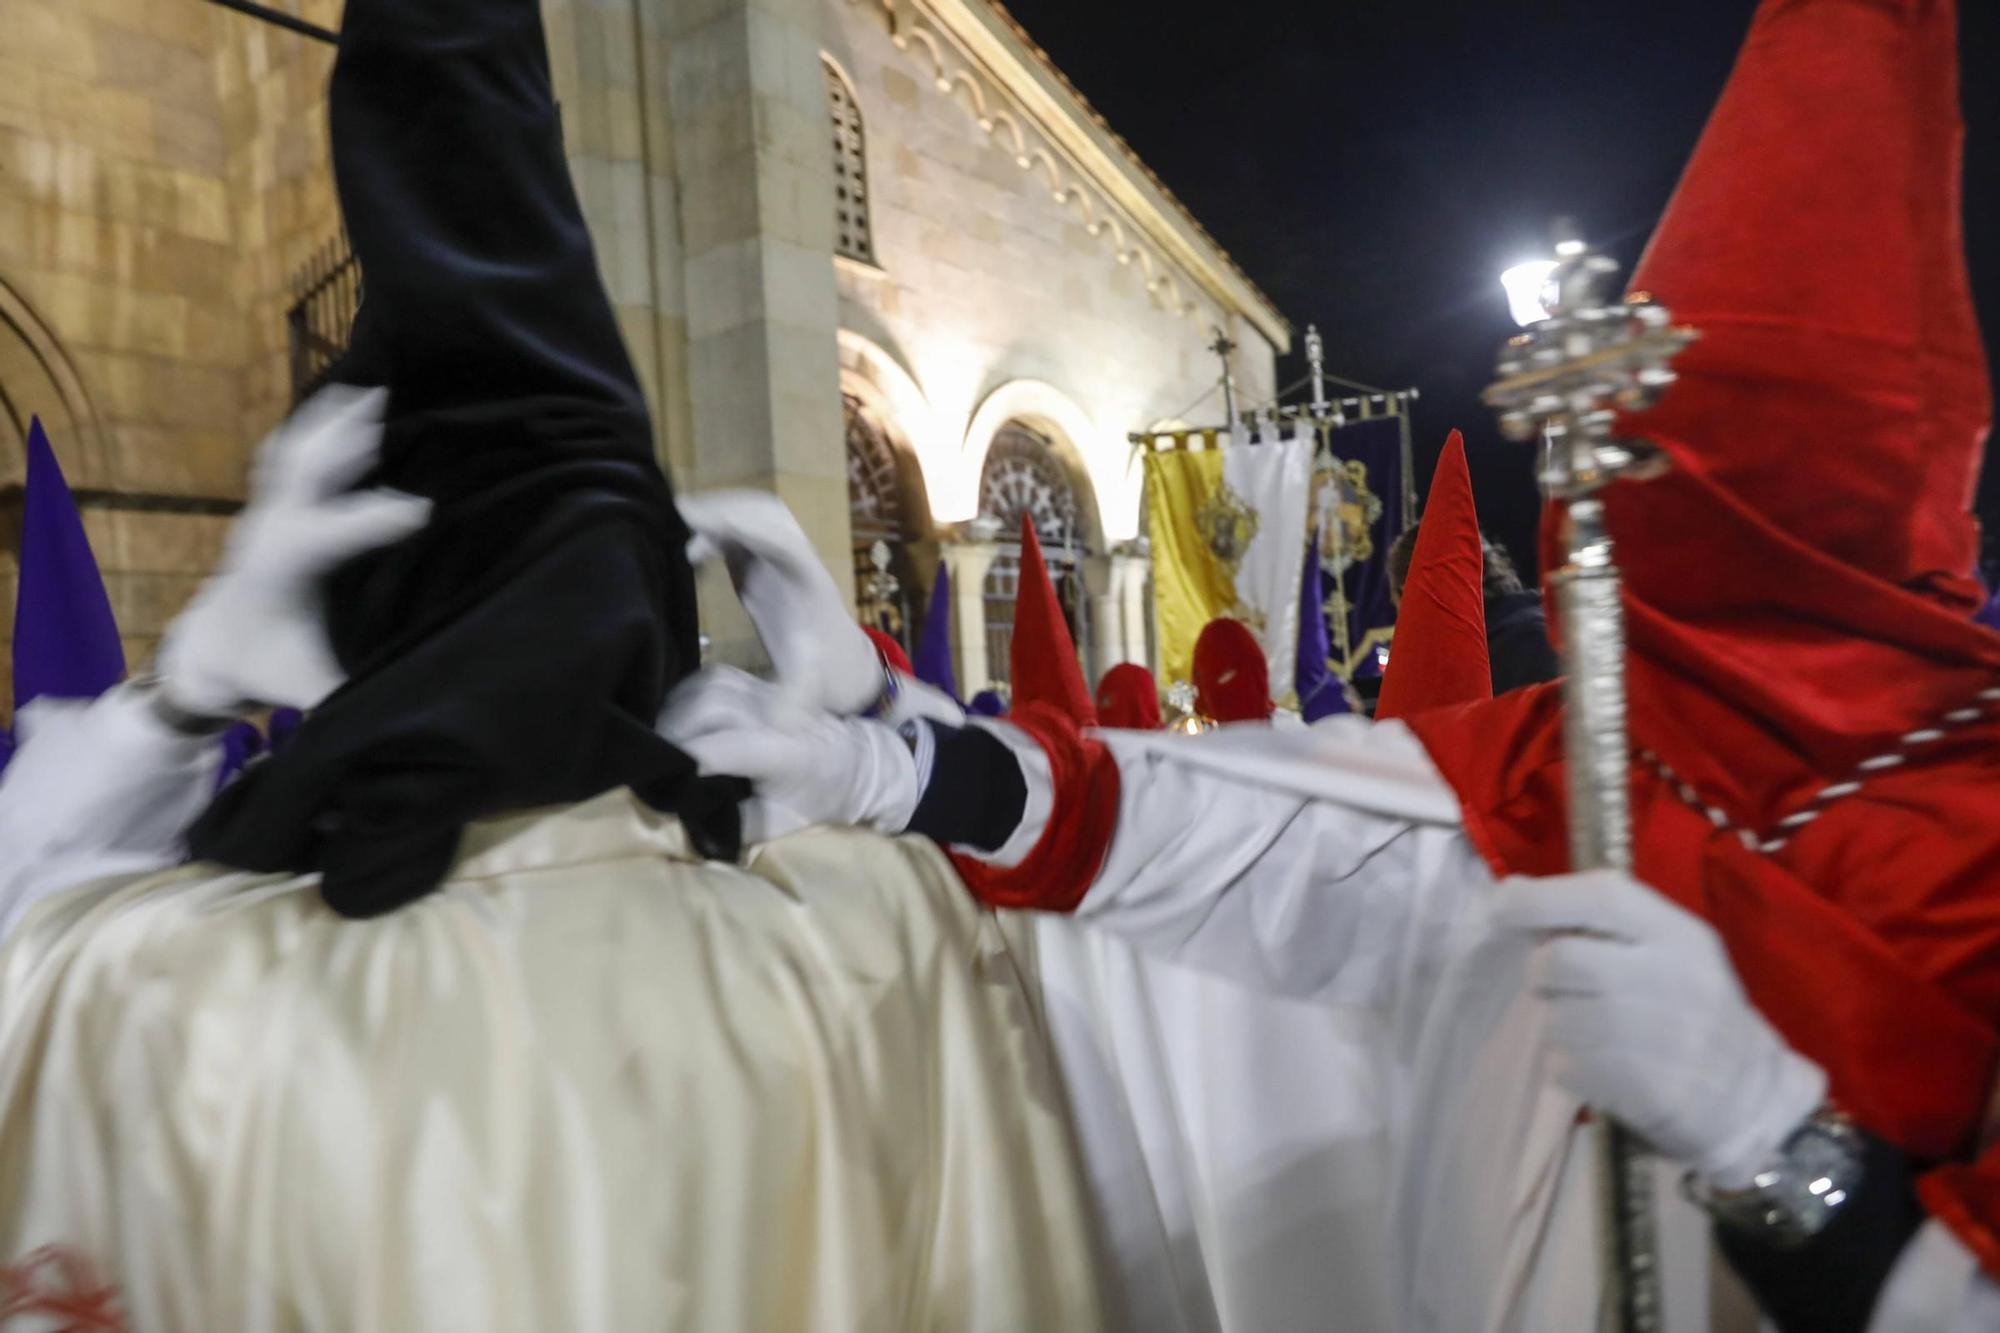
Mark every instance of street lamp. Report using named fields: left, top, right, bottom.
left=1503, top=231, right=1591, bottom=328
left=1500, top=259, right=1560, bottom=328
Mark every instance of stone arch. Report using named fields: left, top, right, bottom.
left=960, top=379, right=1108, bottom=554
left=837, top=330, right=936, bottom=525
left=973, top=413, right=1099, bottom=687
left=0, top=277, right=105, bottom=487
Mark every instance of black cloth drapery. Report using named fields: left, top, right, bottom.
left=189, top=0, right=740, bottom=915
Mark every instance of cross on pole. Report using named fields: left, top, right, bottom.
left=1305, top=324, right=1329, bottom=418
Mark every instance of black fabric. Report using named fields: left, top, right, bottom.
left=1714, top=1131, right=1928, bottom=1333
left=906, top=723, right=1030, bottom=854
left=1485, top=590, right=1562, bottom=695
left=187, top=0, right=739, bottom=915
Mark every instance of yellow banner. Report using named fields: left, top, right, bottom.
left=1143, top=448, right=1235, bottom=688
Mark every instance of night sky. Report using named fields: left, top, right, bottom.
left=1000, top=0, right=2000, bottom=579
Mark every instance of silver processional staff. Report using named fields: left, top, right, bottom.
left=1484, top=224, right=1697, bottom=1333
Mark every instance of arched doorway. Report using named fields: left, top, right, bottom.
left=977, top=421, right=1093, bottom=687
left=845, top=391, right=920, bottom=649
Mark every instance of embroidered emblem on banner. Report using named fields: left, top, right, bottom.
left=1313, top=457, right=1383, bottom=577
left=1197, top=482, right=1260, bottom=574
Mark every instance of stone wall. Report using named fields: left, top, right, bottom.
left=0, top=0, right=1282, bottom=710
left=822, top=0, right=1280, bottom=548
left=0, top=0, right=342, bottom=715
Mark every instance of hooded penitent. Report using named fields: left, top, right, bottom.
left=1405, top=0, right=2000, bottom=1272
left=912, top=564, right=961, bottom=701
left=1009, top=516, right=1096, bottom=728
left=968, top=690, right=1008, bottom=719
left=1294, top=531, right=1351, bottom=722
left=187, top=0, right=739, bottom=916
left=1375, top=432, right=1491, bottom=723
left=1192, top=618, right=1273, bottom=724
left=1095, top=664, right=1163, bottom=731
left=12, top=418, right=124, bottom=712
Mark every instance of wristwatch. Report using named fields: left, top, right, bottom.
left=1684, top=1104, right=1865, bottom=1249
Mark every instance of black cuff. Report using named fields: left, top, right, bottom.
left=1714, top=1130, right=1927, bottom=1333
left=905, top=722, right=1028, bottom=854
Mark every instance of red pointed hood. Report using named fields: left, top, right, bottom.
left=1406, top=0, right=2000, bottom=1274
left=1192, top=618, right=1273, bottom=723
left=1096, top=663, right=1163, bottom=730
left=1010, top=516, right=1097, bottom=727
left=1377, top=432, right=1492, bottom=722
left=861, top=626, right=913, bottom=677
left=1568, top=0, right=2000, bottom=814
left=1622, top=0, right=1988, bottom=606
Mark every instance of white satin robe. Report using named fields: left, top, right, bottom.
left=0, top=697, right=1106, bottom=1332
left=973, top=713, right=1992, bottom=1333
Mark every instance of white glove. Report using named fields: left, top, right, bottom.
left=659, top=667, right=918, bottom=844
left=882, top=673, right=967, bottom=729
left=0, top=687, right=219, bottom=937
left=1869, top=1222, right=2000, bottom=1332
left=678, top=490, right=882, bottom=715
left=155, top=386, right=431, bottom=716
left=1494, top=870, right=1827, bottom=1189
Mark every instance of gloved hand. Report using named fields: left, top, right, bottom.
left=156, top=386, right=431, bottom=716
left=678, top=490, right=882, bottom=716
left=881, top=673, right=968, bottom=729
left=0, top=687, right=220, bottom=936
left=659, top=667, right=917, bottom=844
left=1494, top=870, right=1827, bottom=1190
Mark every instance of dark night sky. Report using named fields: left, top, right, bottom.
left=1000, top=0, right=2000, bottom=579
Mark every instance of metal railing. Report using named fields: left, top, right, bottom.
left=980, top=543, right=1092, bottom=692
left=286, top=237, right=359, bottom=405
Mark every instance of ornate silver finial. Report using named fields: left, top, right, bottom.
left=1484, top=223, right=1695, bottom=504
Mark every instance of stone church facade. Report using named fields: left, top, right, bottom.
left=0, top=0, right=1285, bottom=715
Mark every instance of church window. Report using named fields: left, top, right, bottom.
left=846, top=393, right=912, bottom=643
left=978, top=423, right=1092, bottom=686
left=824, top=61, right=876, bottom=265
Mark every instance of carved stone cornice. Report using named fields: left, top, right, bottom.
left=848, top=0, right=1292, bottom=351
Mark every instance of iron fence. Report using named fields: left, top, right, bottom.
left=286, top=237, right=359, bottom=405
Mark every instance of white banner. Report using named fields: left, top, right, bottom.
left=1220, top=426, right=1314, bottom=701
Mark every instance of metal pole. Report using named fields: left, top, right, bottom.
left=1483, top=230, right=1694, bottom=1333
left=1319, top=419, right=1354, bottom=674
left=201, top=0, right=339, bottom=44
left=1306, top=324, right=1330, bottom=418
left=1394, top=396, right=1417, bottom=530
left=1551, top=484, right=1662, bottom=1333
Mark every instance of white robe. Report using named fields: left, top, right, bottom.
left=0, top=789, right=1109, bottom=1332
left=979, top=714, right=1992, bottom=1333
left=0, top=695, right=1989, bottom=1332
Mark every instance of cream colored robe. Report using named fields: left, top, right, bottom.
left=0, top=790, right=1105, bottom=1333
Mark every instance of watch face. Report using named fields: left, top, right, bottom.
left=1695, top=1111, right=1863, bottom=1249
left=1740, top=1116, right=1864, bottom=1247
left=1785, top=1125, right=1858, bottom=1212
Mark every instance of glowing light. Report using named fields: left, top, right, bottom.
left=1501, top=260, right=1560, bottom=328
